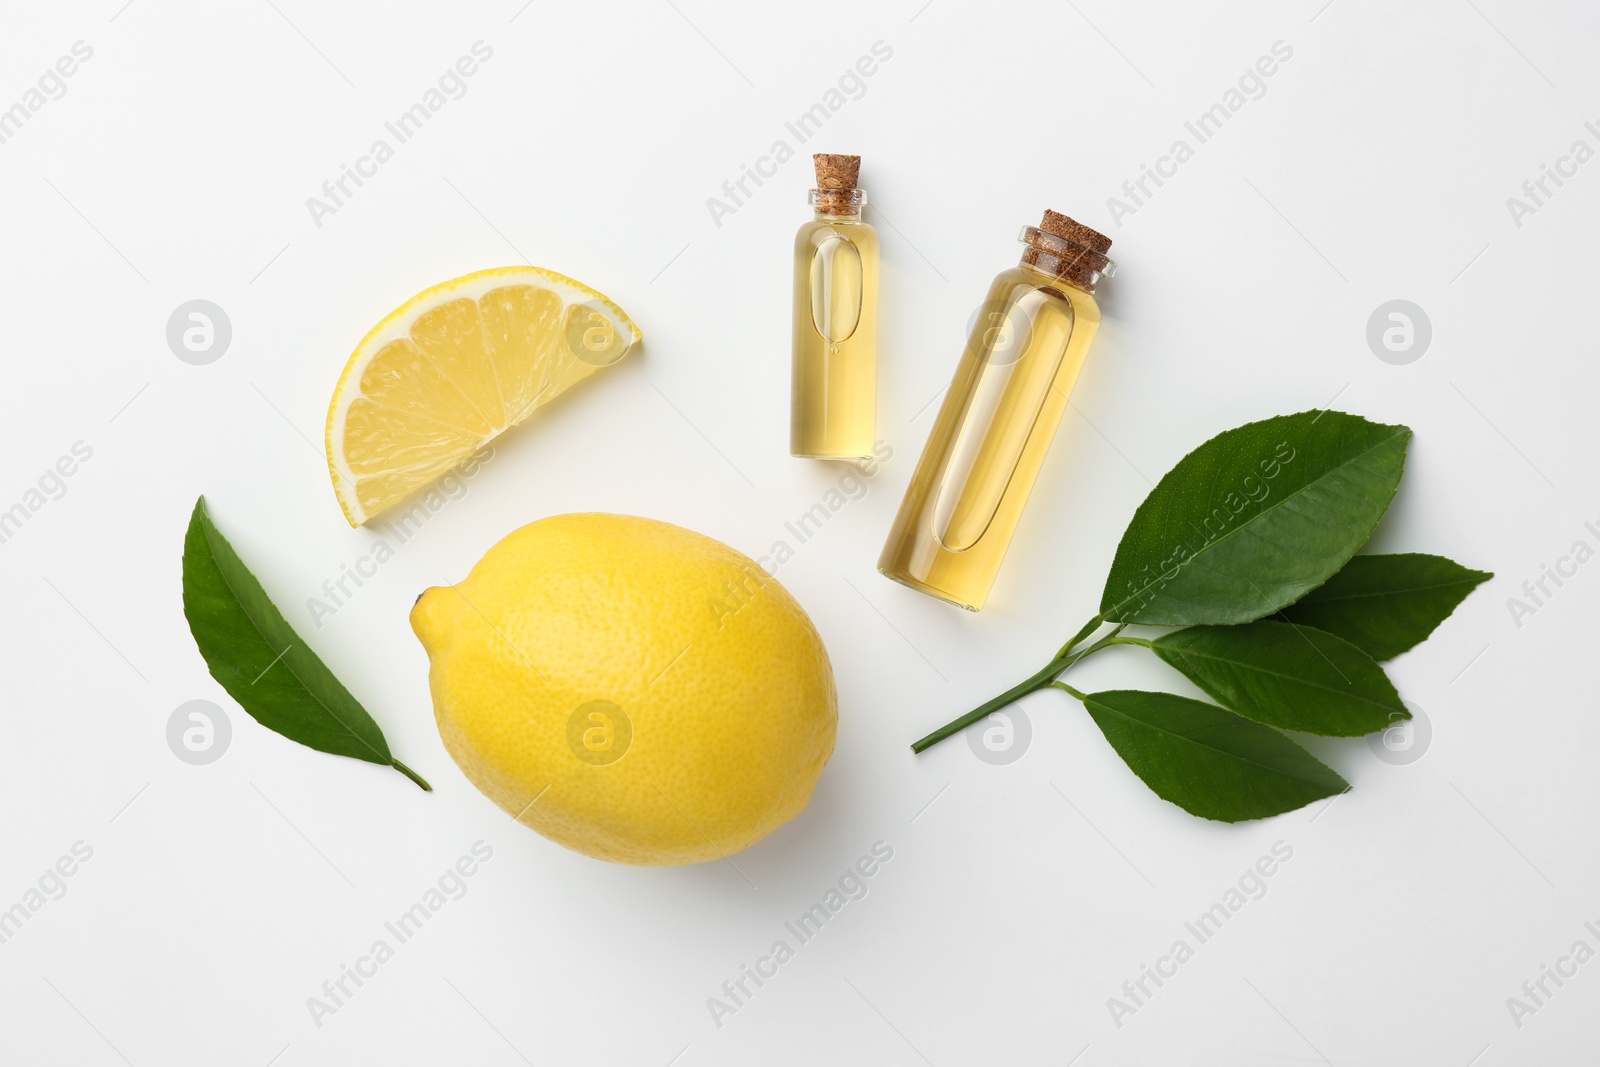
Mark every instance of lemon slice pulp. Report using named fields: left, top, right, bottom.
left=325, top=266, right=641, bottom=526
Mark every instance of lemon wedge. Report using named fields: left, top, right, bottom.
left=325, top=266, right=641, bottom=525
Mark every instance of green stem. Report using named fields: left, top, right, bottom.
left=1054, top=613, right=1106, bottom=660
left=1067, top=625, right=1128, bottom=663
left=1107, top=635, right=1154, bottom=648
left=911, top=657, right=1069, bottom=754
left=1050, top=680, right=1087, bottom=701
left=909, top=624, right=1127, bottom=754
left=392, top=759, right=433, bottom=791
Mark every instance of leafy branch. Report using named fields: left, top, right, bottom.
left=911, top=411, right=1490, bottom=822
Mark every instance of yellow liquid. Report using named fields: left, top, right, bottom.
left=879, top=265, right=1101, bottom=610
left=791, top=216, right=878, bottom=458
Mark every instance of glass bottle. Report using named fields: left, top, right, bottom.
left=878, top=211, right=1115, bottom=610
left=791, top=153, right=878, bottom=459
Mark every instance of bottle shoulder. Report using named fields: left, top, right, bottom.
left=795, top=218, right=879, bottom=253
left=992, top=265, right=1100, bottom=322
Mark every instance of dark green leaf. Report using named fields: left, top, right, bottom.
left=1099, top=411, right=1411, bottom=626
left=1082, top=689, right=1347, bottom=822
left=181, top=497, right=429, bottom=789
left=1151, top=621, right=1405, bottom=736
left=1277, top=553, right=1492, bottom=660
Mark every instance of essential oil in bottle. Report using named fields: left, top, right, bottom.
left=878, top=210, right=1115, bottom=611
left=791, top=153, right=879, bottom=459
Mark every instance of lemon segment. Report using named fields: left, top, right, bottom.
left=410, top=514, right=838, bottom=866
left=326, top=267, right=641, bottom=526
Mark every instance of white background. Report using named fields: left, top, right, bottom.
left=1, top=1, right=1596, bottom=1063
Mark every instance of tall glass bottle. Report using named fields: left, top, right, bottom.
left=878, top=211, right=1115, bottom=611
left=791, top=153, right=878, bottom=459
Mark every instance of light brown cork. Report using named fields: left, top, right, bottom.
left=813, top=153, right=861, bottom=190
left=1040, top=210, right=1112, bottom=254
left=1024, top=209, right=1114, bottom=292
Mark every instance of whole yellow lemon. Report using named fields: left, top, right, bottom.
left=410, top=513, right=837, bottom=865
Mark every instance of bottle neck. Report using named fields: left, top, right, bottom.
left=810, top=188, right=866, bottom=223
left=1016, top=225, right=1115, bottom=293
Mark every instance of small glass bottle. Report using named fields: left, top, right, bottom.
left=878, top=211, right=1115, bottom=611
left=791, top=153, right=878, bottom=459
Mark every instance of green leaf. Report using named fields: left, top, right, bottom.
left=1099, top=410, right=1411, bottom=626
left=1150, top=621, right=1405, bottom=736
left=181, top=497, right=430, bottom=790
left=1277, top=553, right=1492, bottom=660
left=1081, top=689, right=1347, bottom=822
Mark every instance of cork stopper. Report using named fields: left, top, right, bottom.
left=1022, top=210, right=1114, bottom=292
left=813, top=153, right=861, bottom=190
left=1040, top=210, right=1112, bottom=255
